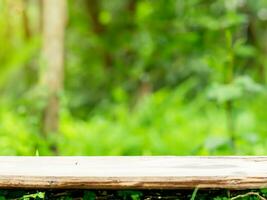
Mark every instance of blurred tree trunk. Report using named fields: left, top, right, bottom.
left=21, top=0, right=31, bottom=40
left=128, top=0, right=137, bottom=14
left=85, top=0, right=113, bottom=70
left=21, top=0, right=36, bottom=88
left=38, top=0, right=43, bottom=34
left=247, top=18, right=266, bottom=83
left=85, top=0, right=104, bottom=34
left=41, top=0, right=67, bottom=136
left=4, top=0, right=12, bottom=46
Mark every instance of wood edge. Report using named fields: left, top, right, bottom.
left=0, top=176, right=267, bottom=189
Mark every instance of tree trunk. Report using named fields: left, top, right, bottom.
left=41, top=0, right=67, bottom=136
left=85, top=0, right=114, bottom=70
left=21, top=0, right=31, bottom=40
left=38, top=0, right=43, bottom=34
left=128, top=0, right=137, bottom=14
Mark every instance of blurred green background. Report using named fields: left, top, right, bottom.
left=0, top=0, right=267, bottom=156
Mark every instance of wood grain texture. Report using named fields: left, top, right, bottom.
left=0, top=157, right=267, bottom=189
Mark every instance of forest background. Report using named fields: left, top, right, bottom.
left=0, top=0, right=267, bottom=156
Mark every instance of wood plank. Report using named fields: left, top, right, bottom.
left=0, top=157, right=267, bottom=189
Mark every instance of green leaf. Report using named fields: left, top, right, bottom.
left=20, top=192, right=45, bottom=200
left=235, top=76, right=263, bottom=93
left=207, top=83, right=242, bottom=103
left=83, top=191, right=96, bottom=200
left=260, top=188, right=267, bottom=195
left=190, top=188, right=199, bottom=200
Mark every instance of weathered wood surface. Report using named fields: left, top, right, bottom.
left=0, top=157, right=267, bottom=189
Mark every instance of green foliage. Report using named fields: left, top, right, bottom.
left=117, top=191, right=143, bottom=200
left=0, top=108, right=39, bottom=155
left=83, top=191, right=96, bottom=200
left=20, top=192, right=45, bottom=200
left=190, top=188, right=199, bottom=200
left=1, top=189, right=267, bottom=200
left=208, top=76, right=264, bottom=103
left=0, top=191, right=45, bottom=200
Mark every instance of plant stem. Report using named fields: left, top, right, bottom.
left=225, top=31, right=236, bottom=152
left=231, top=192, right=267, bottom=200
left=226, top=101, right=235, bottom=151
